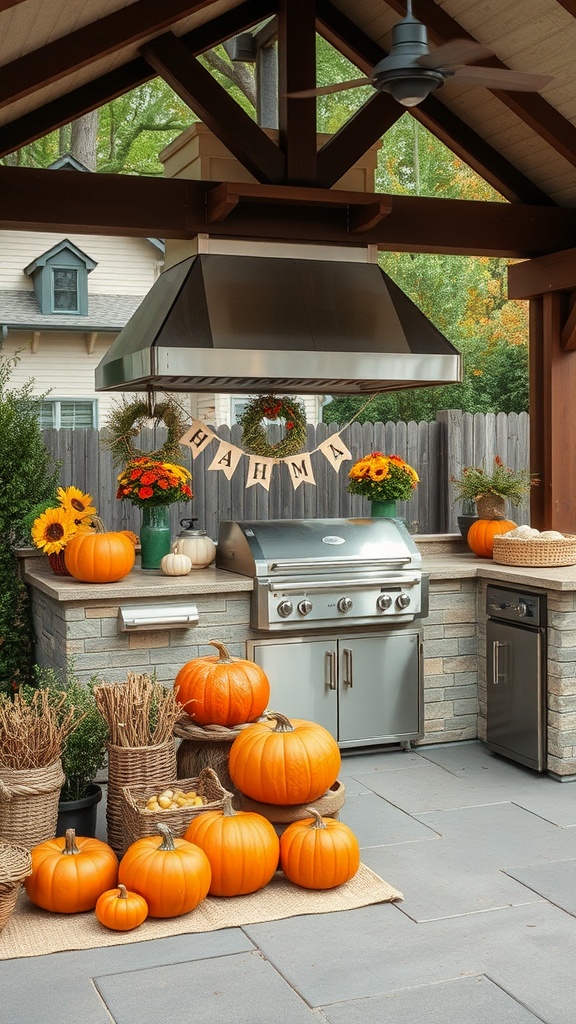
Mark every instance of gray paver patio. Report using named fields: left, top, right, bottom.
left=2, top=740, right=576, bottom=1024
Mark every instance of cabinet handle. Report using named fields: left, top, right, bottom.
left=492, top=640, right=505, bottom=685
left=343, top=647, right=353, bottom=687
left=325, top=650, right=337, bottom=690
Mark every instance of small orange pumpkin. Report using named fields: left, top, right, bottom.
left=64, top=516, right=135, bottom=582
left=229, top=711, right=341, bottom=806
left=279, top=808, right=360, bottom=890
left=95, top=884, right=148, bottom=931
left=118, top=823, right=211, bottom=918
left=25, top=828, right=118, bottom=913
left=467, top=517, right=517, bottom=558
left=184, top=790, right=279, bottom=897
left=120, top=530, right=139, bottom=547
left=175, top=639, right=270, bottom=727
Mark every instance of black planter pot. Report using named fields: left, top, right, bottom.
left=457, top=514, right=480, bottom=542
left=56, top=782, right=102, bottom=838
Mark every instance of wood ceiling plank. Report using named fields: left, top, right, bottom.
left=0, top=0, right=217, bottom=108
left=0, top=0, right=29, bottom=10
left=277, top=0, right=317, bottom=183
left=0, top=0, right=277, bottom=157
left=142, top=31, right=286, bottom=184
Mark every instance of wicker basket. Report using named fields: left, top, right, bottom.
left=174, top=718, right=256, bottom=794
left=121, top=766, right=226, bottom=846
left=492, top=534, right=576, bottom=567
left=106, top=739, right=177, bottom=857
left=237, top=779, right=346, bottom=823
left=0, top=842, right=32, bottom=933
left=0, top=759, right=65, bottom=850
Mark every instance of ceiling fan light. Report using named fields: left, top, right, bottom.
left=377, top=71, right=444, bottom=107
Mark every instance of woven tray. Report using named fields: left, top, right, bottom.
left=121, top=766, right=226, bottom=846
left=492, top=534, right=576, bottom=567
left=0, top=842, right=32, bottom=933
left=237, top=779, right=346, bottom=823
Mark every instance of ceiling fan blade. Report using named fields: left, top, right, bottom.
left=451, top=65, right=553, bottom=92
left=286, top=77, right=372, bottom=99
left=417, top=38, right=494, bottom=70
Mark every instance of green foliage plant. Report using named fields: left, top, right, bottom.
left=451, top=456, right=537, bottom=507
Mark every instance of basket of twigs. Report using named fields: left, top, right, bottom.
left=94, top=673, right=182, bottom=857
left=0, top=690, right=76, bottom=849
left=0, top=842, right=32, bottom=933
left=121, top=766, right=226, bottom=845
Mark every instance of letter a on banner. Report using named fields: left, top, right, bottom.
left=207, top=440, right=243, bottom=481
left=180, top=420, right=216, bottom=457
left=285, top=453, right=316, bottom=490
left=246, top=456, right=277, bottom=491
left=317, top=432, right=352, bottom=472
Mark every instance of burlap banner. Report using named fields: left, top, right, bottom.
left=181, top=421, right=352, bottom=492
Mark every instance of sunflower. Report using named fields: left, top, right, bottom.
left=57, top=486, right=96, bottom=522
left=31, top=507, right=77, bottom=555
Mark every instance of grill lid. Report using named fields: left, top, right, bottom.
left=216, top=518, right=422, bottom=579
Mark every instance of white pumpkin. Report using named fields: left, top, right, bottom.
left=160, top=552, right=192, bottom=576
left=171, top=532, right=216, bottom=569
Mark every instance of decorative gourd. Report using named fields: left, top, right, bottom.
left=118, top=822, right=211, bottom=918
left=279, top=808, right=360, bottom=890
left=160, top=552, right=192, bottom=576
left=183, top=790, right=279, bottom=897
left=95, top=884, right=148, bottom=931
left=174, top=639, right=270, bottom=727
left=229, top=711, right=341, bottom=806
left=467, top=517, right=517, bottom=558
left=64, top=517, right=135, bottom=582
left=172, top=530, right=216, bottom=569
left=25, top=828, right=118, bottom=913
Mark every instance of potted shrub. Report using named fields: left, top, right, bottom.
left=451, top=456, right=537, bottom=520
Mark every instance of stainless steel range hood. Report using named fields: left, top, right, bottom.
left=95, top=253, right=461, bottom=395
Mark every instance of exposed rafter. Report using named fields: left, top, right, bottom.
left=277, top=0, right=317, bottom=183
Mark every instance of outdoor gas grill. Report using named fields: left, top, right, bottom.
left=216, top=517, right=428, bottom=633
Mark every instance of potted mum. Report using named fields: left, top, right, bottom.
left=347, top=452, right=419, bottom=517
left=116, top=457, right=192, bottom=570
left=451, top=457, right=537, bottom=520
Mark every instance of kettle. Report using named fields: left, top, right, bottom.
left=171, top=519, right=216, bottom=569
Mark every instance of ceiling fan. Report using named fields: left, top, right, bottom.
left=289, top=0, right=552, bottom=108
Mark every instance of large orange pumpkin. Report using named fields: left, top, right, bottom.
left=229, top=711, right=341, bottom=806
left=467, top=517, right=517, bottom=558
left=25, top=828, right=118, bottom=913
left=279, top=808, right=360, bottom=890
left=118, top=823, right=211, bottom=918
left=183, top=790, right=279, bottom=897
left=175, top=639, right=270, bottom=727
left=64, top=522, right=135, bottom=582
left=95, top=884, right=148, bottom=931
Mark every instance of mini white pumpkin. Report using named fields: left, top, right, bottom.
left=160, top=552, right=192, bottom=576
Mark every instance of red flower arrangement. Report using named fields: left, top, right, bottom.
left=116, top=457, right=192, bottom=509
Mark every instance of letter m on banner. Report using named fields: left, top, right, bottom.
left=286, top=453, right=315, bottom=490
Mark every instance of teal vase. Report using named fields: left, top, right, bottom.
left=370, top=499, right=397, bottom=518
left=140, top=505, right=172, bottom=569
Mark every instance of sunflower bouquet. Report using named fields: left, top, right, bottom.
left=30, top=486, right=96, bottom=557
left=116, top=457, right=192, bottom=509
left=347, top=452, right=419, bottom=502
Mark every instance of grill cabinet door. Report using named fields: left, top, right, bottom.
left=248, top=637, right=338, bottom=739
left=338, top=633, right=421, bottom=745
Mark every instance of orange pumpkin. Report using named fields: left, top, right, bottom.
left=95, top=884, right=148, bottom=931
left=184, top=790, right=279, bottom=897
left=118, top=823, right=211, bottom=918
left=229, top=711, right=341, bottom=806
left=279, top=808, right=360, bottom=890
left=175, top=639, right=270, bottom=727
left=467, top=517, right=517, bottom=558
left=64, top=523, right=135, bottom=582
left=25, top=828, right=118, bottom=913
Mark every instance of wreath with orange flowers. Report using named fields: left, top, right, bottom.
left=239, top=394, right=307, bottom=458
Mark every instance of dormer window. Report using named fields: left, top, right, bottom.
left=25, top=240, right=97, bottom=316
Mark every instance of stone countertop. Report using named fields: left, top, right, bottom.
left=423, top=551, right=576, bottom=590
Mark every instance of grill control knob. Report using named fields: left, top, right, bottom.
left=377, top=594, right=393, bottom=611
left=277, top=600, right=293, bottom=618
left=396, top=593, right=411, bottom=610
left=338, top=597, right=353, bottom=613
left=298, top=600, right=313, bottom=616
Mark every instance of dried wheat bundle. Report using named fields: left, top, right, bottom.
left=94, top=673, right=181, bottom=747
left=0, top=690, right=78, bottom=770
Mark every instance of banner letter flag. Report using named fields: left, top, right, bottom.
left=246, top=456, right=277, bottom=491
left=180, top=420, right=216, bottom=457
left=317, top=432, right=352, bottom=472
left=285, top=453, right=316, bottom=490
left=207, top=440, right=243, bottom=481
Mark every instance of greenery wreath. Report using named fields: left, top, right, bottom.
left=102, top=397, right=188, bottom=467
left=239, top=394, right=307, bottom=458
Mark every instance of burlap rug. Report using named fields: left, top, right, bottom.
left=0, top=864, right=402, bottom=960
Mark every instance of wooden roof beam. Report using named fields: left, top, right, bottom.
left=142, top=32, right=285, bottom=184
left=277, top=0, right=317, bottom=183
left=316, top=93, right=402, bottom=189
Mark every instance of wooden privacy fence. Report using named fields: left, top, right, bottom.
left=41, top=409, right=531, bottom=539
